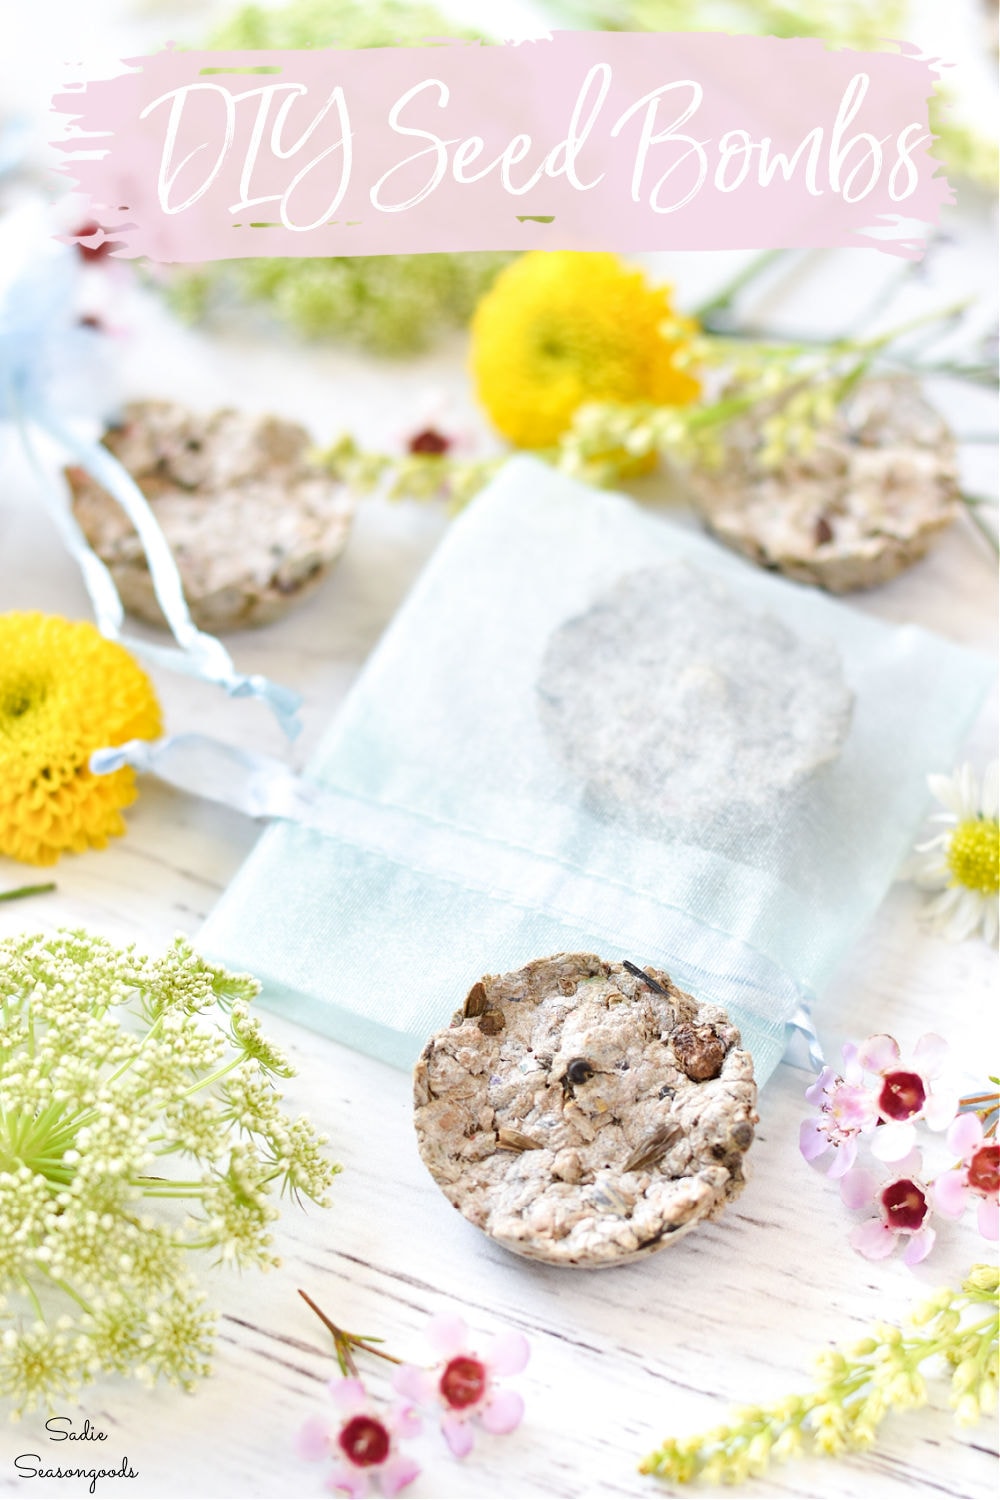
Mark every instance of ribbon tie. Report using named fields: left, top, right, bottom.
left=0, top=202, right=302, bottom=739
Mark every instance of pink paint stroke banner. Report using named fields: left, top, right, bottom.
left=54, top=31, right=952, bottom=263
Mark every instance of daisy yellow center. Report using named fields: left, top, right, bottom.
left=947, top=818, right=1000, bottom=895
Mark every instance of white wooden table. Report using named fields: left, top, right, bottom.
left=2, top=3, right=998, bottom=1497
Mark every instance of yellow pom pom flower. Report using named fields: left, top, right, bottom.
left=470, top=250, right=700, bottom=450
left=0, top=614, right=162, bottom=866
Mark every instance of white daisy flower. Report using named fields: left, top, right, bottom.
left=903, top=763, right=999, bottom=944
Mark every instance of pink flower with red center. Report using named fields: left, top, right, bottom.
left=800, top=1044, right=880, bottom=1178
left=298, top=1378, right=420, bottom=1498
left=407, top=427, right=452, bottom=455
left=931, top=1113, right=1000, bottom=1241
left=398, top=390, right=480, bottom=461
left=839, top=1149, right=937, bottom=1265
left=856, top=1033, right=958, bottom=1163
left=393, top=1314, right=529, bottom=1458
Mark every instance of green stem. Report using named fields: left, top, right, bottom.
left=17, top=1163, right=75, bottom=1182
left=961, top=495, right=1000, bottom=556
left=0, top=882, right=56, bottom=903
left=700, top=315, right=996, bottom=389
left=177, top=1054, right=245, bottom=1100
left=838, top=299, right=970, bottom=357
left=44, top=1274, right=95, bottom=1316
left=133, top=1182, right=208, bottom=1195
left=843, top=259, right=920, bottom=340
left=297, top=1290, right=402, bottom=1372
left=691, top=250, right=788, bottom=324
left=101, top=1014, right=165, bottom=1088
left=831, top=355, right=873, bottom=405
left=901, top=359, right=999, bottom=387
left=19, top=1273, right=46, bottom=1323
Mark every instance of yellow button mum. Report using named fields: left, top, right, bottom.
left=0, top=614, right=162, bottom=866
left=470, top=251, right=700, bottom=449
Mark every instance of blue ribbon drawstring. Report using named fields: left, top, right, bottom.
left=1, top=204, right=302, bottom=739
left=785, top=1003, right=827, bottom=1074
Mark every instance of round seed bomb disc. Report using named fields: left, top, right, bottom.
left=536, top=561, right=853, bottom=838
left=413, top=952, right=757, bottom=1267
left=67, top=400, right=355, bottom=632
left=688, top=375, right=960, bottom=593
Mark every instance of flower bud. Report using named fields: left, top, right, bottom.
left=964, top=1265, right=999, bottom=1295
left=746, top=1432, right=773, bottom=1470
left=951, top=1358, right=981, bottom=1395
left=772, top=1426, right=803, bottom=1462
left=955, top=1393, right=981, bottom=1427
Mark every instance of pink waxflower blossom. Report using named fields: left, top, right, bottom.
left=931, top=1113, right=1000, bottom=1241
left=856, top=1033, right=959, bottom=1163
left=840, top=1149, right=937, bottom=1266
left=298, top=1377, right=421, bottom=1498
left=392, top=1315, right=529, bottom=1458
left=397, top=389, right=480, bottom=459
left=800, top=1043, right=879, bottom=1178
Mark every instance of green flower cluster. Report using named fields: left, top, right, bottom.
left=0, top=930, right=337, bottom=1415
left=170, top=253, right=514, bottom=355
left=165, top=0, right=514, bottom=353
left=641, top=1264, right=999, bottom=1486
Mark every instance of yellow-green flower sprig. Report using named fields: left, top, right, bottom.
left=556, top=300, right=972, bottom=485
left=318, top=435, right=503, bottom=513
left=315, top=327, right=902, bottom=510
left=0, top=930, right=338, bottom=1415
left=641, top=1264, right=999, bottom=1486
left=316, top=301, right=981, bottom=512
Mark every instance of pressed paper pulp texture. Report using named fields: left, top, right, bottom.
left=200, top=459, right=991, bottom=1077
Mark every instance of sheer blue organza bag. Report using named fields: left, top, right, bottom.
left=199, top=458, right=992, bottom=1082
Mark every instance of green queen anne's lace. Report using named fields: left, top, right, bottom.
left=0, top=929, right=339, bottom=1415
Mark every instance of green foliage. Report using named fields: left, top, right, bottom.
left=547, top=0, right=910, bottom=48
left=165, top=0, right=515, bottom=352
left=207, top=0, right=480, bottom=49
left=0, top=930, right=338, bottom=1413
left=172, top=251, right=514, bottom=354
